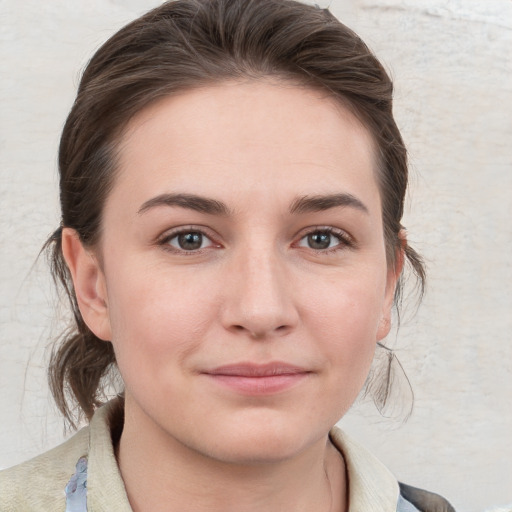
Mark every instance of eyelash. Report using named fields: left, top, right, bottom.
left=158, top=226, right=220, bottom=255
left=295, top=226, right=355, bottom=254
left=157, top=226, right=355, bottom=255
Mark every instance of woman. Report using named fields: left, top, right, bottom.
left=0, top=1, right=455, bottom=511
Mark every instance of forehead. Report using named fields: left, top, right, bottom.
left=112, top=80, right=380, bottom=214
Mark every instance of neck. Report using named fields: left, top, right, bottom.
left=117, top=401, right=347, bottom=512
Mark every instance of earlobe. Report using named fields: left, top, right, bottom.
left=61, top=228, right=112, bottom=341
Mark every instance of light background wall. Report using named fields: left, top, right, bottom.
left=0, top=1, right=511, bottom=510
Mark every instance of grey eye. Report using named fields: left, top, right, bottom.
left=169, top=232, right=208, bottom=251
left=307, top=232, right=332, bottom=249
left=298, top=230, right=342, bottom=250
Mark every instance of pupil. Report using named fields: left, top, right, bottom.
left=308, top=232, right=330, bottom=249
left=178, top=232, right=202, bottom=250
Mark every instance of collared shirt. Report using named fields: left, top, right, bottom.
left=0, top=399, right=435, bottom=511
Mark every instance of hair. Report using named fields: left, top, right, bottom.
left=45, top=0, right=426, bottom=427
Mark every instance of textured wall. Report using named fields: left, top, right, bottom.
left=1, top=1, right=511, bottom=510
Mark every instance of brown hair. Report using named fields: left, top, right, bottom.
left=45, top=0, right=425, bottom=427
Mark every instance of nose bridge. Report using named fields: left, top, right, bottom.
left=222, top=235, right=297, bottom=337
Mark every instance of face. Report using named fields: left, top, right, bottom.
left=68, top=81, right=399, bottom=464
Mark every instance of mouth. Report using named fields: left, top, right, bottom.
left=201, top=362, right=311, bottom=395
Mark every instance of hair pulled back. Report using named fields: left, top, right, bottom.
left=46, top=0, right=425, bottom=427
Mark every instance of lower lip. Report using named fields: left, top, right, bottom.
left=204, top=373, right=309, bottom=396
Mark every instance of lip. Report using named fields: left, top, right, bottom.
left=201, top=362, right=311, bottom=396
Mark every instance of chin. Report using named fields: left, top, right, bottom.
left=193, top=415, right=329, bottom=465
left=207, top=437, right=308, bottom=465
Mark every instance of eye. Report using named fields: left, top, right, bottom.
left=297, top=228, right=352, bottom=251
left=162, top=230, right=216, bottom=252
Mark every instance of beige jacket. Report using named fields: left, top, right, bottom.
left=0, top=400, right=423, bottom=512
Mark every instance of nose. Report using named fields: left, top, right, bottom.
left=220, top=246, right=299, bottom=339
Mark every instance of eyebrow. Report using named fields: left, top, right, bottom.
left=137, top=192, right=368, bottom=217
left=138, top=193, right=230, bottom=216
left=289, top=193, right=369, bottom=215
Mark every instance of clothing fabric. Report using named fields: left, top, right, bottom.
left=0, top=399, right=454, bottom=512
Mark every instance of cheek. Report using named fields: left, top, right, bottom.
left=105, top=261, right=219, bottom=377
left=303, top=275, right=385, bottom=384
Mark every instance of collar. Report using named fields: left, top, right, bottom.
left=329, top=427, right=400, bottom=512
left=85, top=400, right=399, bottom=512
left=86, top=399, right=132, bottom=510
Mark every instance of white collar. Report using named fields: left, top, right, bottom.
left=86, top=401, right=399, bottom=511
left=330, top=426, right=400, bottom=512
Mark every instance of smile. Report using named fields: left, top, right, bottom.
left=202, top=363, right=312, bottom=395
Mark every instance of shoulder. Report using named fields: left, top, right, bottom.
left=399, top=482, right=456, bottom=512
left=329, top=426, right=456, bottom=512
left=0, top=425, right=90, bottom=511
left=1, top=398, right=128, bottom=512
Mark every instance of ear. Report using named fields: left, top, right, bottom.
left=61, top=227, right=112, bottom=341
left=376, top=229, right=406, bottom=341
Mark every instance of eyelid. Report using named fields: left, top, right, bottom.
left=157, top=225, right=222, bottom=253
left=155, top=224, right=354, bottom=255
left=293, top=226, right=356, bottom=251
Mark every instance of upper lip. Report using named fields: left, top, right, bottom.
left=203, top=362, right=310, bottom=377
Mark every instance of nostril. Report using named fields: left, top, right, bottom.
left=230, top=324, right=291, bottom=336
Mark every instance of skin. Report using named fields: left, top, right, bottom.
left=62, top=80, right=402, bottom=512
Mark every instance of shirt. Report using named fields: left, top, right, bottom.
left=0, top=399, right=454, bottom=511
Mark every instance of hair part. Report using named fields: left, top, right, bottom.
left=45, top=0, right=425, bottom=428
